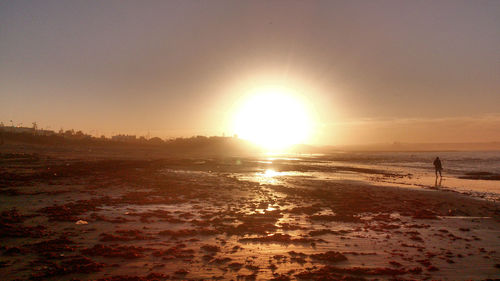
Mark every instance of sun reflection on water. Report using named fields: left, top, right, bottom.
left=266, top=205, right=277, bottom=212
left=263, top=169, right=280, bottom=177
left=254, top=169, right=280, bottom=184
left=241, top=168, right=305, bottom=185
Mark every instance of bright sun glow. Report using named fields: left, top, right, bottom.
left=233, top=86, right=313, bottom=150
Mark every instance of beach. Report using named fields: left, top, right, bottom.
left=0, top=147, right=499, bottom=280
left=3, top=0, right=500, bottom=280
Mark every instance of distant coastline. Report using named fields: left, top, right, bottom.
left=2, top=126, right=500, bottom=155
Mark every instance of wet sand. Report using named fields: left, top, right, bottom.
left=0, top=152, right=499, bottom=280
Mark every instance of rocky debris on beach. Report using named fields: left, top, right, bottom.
left=0, top=153, right=499, bottom=280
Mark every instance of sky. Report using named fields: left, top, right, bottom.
left=1, top=0, right=499, bottom=145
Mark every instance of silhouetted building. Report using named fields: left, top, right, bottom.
left=111, top=134, right=137, bottom=142
left=9, top=126, right=34, bottom=134
left=37, top=129, right=56, bottom=136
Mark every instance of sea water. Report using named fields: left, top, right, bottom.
left=244, top=151, right=500, bottom=201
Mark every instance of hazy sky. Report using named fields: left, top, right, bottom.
left=1, top=0, right=499, bottom=145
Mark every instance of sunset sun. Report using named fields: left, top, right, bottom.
left=233, top=86, right=313, bottom=150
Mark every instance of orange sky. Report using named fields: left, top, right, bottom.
left=1, top=1, right=499, bottom=145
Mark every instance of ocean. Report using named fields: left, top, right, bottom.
left=239, top=151, right=500, bottom=201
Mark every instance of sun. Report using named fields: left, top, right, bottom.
left=233, top=86, right=313, bottom=151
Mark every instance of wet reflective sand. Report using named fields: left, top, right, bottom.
left=0, top=155, right=499, bottom=280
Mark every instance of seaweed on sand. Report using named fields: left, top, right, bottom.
left=239, top=233, right=324, bottom=244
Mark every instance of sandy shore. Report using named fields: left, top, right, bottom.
left=0, top=151, right=499, bottom=280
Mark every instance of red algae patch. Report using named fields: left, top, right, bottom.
left=239, top=233, right=323, bottom=244
left=295, top=265, right=407, bottom=280
left=93, top=273, right=170, bottom=281
left=99, top=229, right=153, bottom=241
left=38, top=200, right=101, bottom=222
left=228, top=262, right=244, bottom=270
left=29, top=237, right=76, bottom=258
left=0, top=221, right=47, bottom=238
left=81, top=244, right=150, bottom=259
left=0, top=208, right=34, bottom=223
left=30, top=256, right=105, bottom=279
left=201, top=244, right=221, bottom=252
left=0, top=208, right=48, bottom=238
left=1, top=153, right=499, bottom=280
left=310, top=251, right=348, bottom=263
left=308, top=229, right=352, bottom=236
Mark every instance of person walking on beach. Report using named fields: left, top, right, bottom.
left=433, top=157, right=442, bottom=178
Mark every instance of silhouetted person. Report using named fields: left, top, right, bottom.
left=434, top=175, right=442, bottom=188
left=433, top=157, right=442, bottom=178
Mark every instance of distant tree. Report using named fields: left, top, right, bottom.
left=0, top=122, right=3, bottom=145
left=148, top=137, right=164, bottom=145
left=32, top=122, right=37, bottom=135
